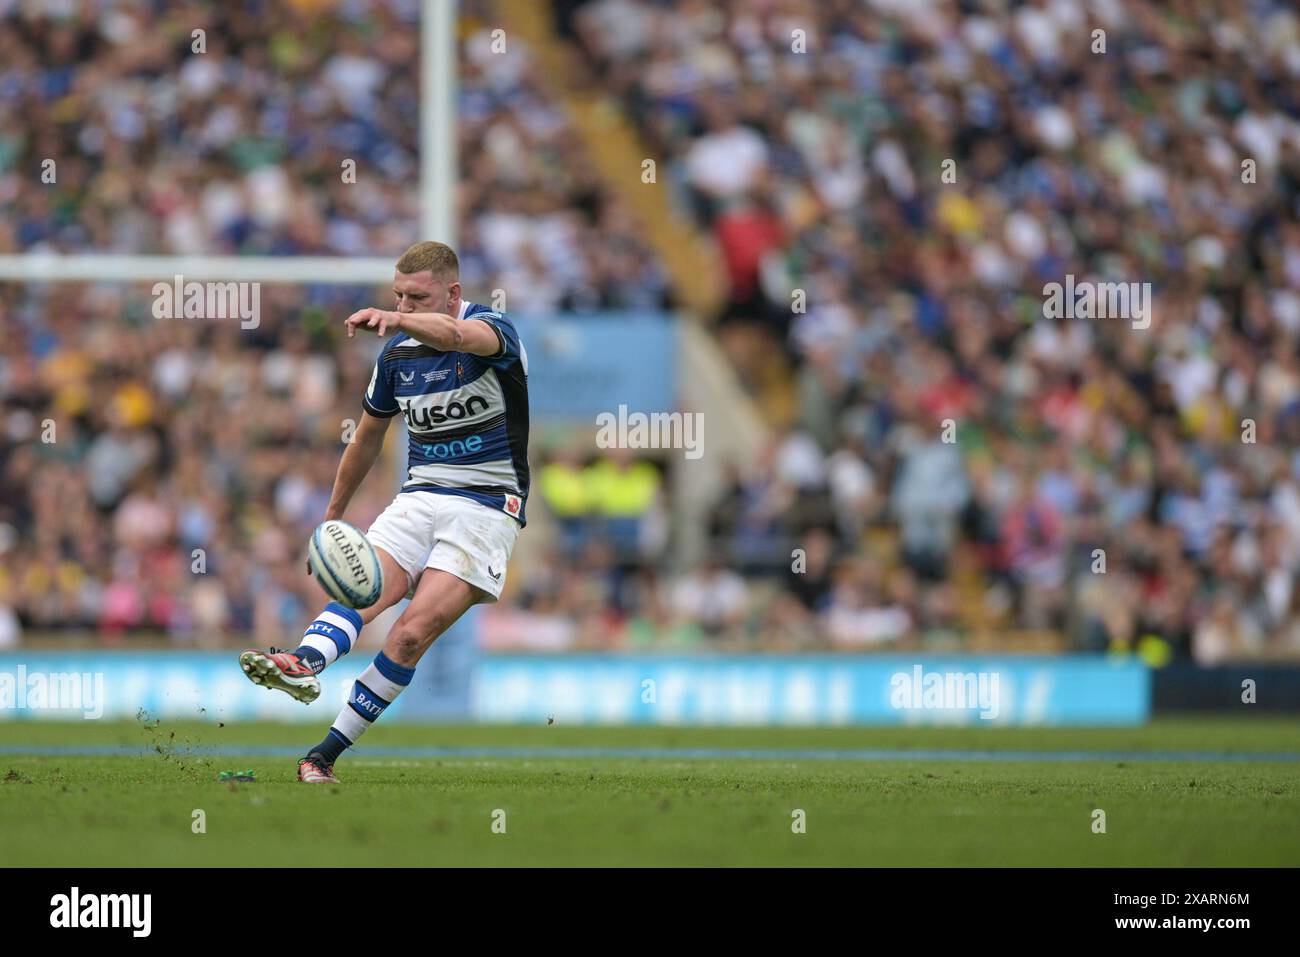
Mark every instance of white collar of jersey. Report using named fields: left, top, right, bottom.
left=457, top=300, right=473, bottom=321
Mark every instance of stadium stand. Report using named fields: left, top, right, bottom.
left=3, top=0, right=1299, bottom=667
left=546, top=0, right=1300, bottom=661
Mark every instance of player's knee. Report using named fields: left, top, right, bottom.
left=386, top=622, right=426, bottom=662
left=387, top=611, right=450, bottom=663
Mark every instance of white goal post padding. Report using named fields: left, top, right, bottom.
left=0, top=255, right=397, bottom=285
left=0, top=1, right=457, bottom=287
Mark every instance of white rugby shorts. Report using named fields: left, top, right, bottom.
left=366, top=491, right=520, bottom=602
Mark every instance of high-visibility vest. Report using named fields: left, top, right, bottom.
left=539, top=463, right=592, bottom=516
left=587, top=461, right=660, bottom=516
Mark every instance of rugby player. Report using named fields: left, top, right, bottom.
left=238, top=241, right=529, bottom=783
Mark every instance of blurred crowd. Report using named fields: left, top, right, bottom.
left=0, top=280, right=390, bottom=647
left=0, top=0, right=666, bottom=647
left=4, top=0, right=1300, bottom=666
left=536, top=0, right=1300, bottom=662
left=0, top=0, right=668, bottom=310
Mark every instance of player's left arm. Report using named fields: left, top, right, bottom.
left=345, top=308, right=502, bottom=357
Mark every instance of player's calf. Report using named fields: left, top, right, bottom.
left=299, top=651, right=415, bottom=779
left=292, top=601, right=364, bottom=675
left=280, top=547, right=410, bottom=687
left=237, top=600, right=364, bottom=704
left=299, top=572, right=479, bottom=778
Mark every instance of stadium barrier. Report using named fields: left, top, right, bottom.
left=0, top=648, right=1149, bottom=726
left=1152, top=664, right=1300, bottom=713
left=512, top=313, right=677, bottom=419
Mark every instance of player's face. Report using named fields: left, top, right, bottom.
left=393, top=270, right=461, bottom=314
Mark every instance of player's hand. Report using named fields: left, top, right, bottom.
left=345, top=308, right=402, bottom=338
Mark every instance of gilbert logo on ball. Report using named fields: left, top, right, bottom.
left=308, top=520, right=384, bottom=609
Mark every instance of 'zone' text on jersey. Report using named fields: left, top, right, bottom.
left=361, top=301, right=530, bottom=524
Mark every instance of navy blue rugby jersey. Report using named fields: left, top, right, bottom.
left=361, top=300, right=530, bottom=524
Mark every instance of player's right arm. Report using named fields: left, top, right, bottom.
left=311, top=332, right=404, bottom=557
left=322, top=410, right=391, bottom=522
left=308, top=339, right=400, bottom=573
left=323, top=336, right=402, bottom=523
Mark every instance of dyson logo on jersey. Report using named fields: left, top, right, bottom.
left=402, top=395, right=491, bottom=428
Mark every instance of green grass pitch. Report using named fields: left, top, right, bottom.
left=1, top=717, right=1297, bottom=866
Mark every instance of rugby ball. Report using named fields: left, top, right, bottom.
left=307, top=520, right=384, bottom=609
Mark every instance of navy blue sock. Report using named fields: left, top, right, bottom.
left=306, top=652, right=415, bottom=769
left=294, top=645, right=327, bottom=674
left=293, top=602, right=363, bottom=675
left=308, top=728, right=352, bottom=766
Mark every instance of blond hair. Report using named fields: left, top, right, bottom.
left=395, top=241, right=459, bottom=280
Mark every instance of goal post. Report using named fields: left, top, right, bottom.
left=0, top=255, right=395, bottom=284
left=0, top=0, right=457, bottom=286
left=423, top=0, right=457, bottom=249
